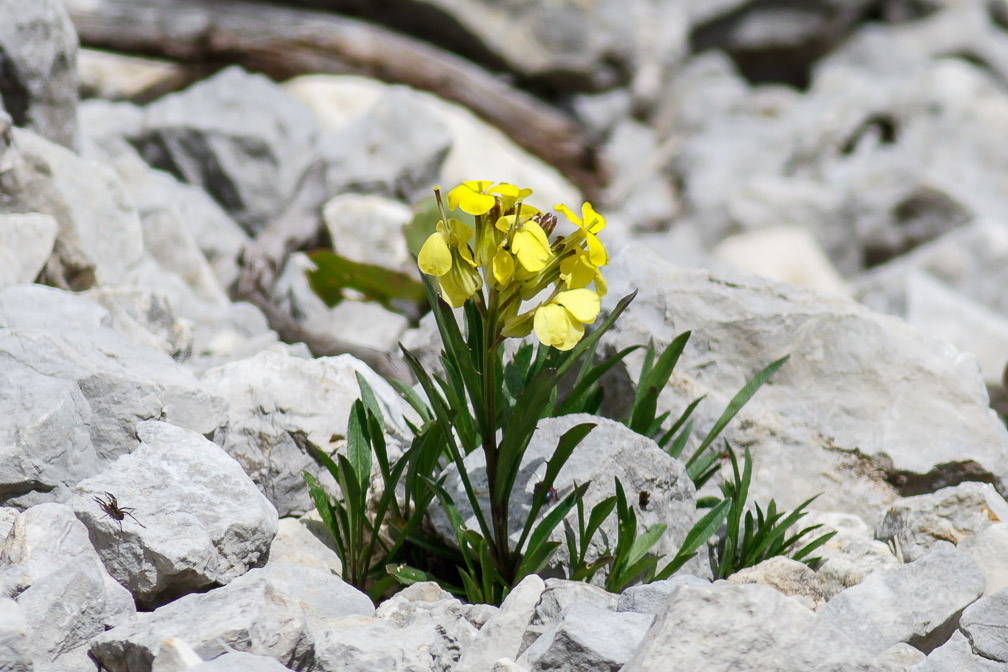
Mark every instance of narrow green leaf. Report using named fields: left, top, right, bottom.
left=515, top=423, right=596, bottom=553
left=687, top=355, right=789, bottom=472
left=346, top=401, right=372, bottom=493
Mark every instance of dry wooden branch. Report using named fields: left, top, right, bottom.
left=64, top=0, right=600, bottom=194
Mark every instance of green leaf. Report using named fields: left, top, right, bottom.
left=515, top=423, right=595, bottom=553
left=686, top=355, right=789, bottom=475
left=355, top=371, right=386, bottom=430
left=556, top=346, right=639, bottom=416
left=306, top=250, right=426, bottom=311
left=664, top=420, right=694, bottom=459
left=302, top=471, right=345, bottom=560
left=659, top=397, right=704, bottom=452
left=346, top=400, right=372, bottom=493
left=656, top=498, right=729, bottom=579
left=516, top=484, right=588, bottom=580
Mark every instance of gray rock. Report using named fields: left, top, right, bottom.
left=727, top=556, right=827, bottom=611
left=604, top=246, right=1008, bottom=525
left=315, top=87, right=451, bottom=204
left=616, top=575, right=709, bottom=615
left=430, top=415, right=700, bottom=583
left=911, top=630, right=1008, bottom=672
left=0, top=214, right=57, bottom=288
left=816, top=542, right=985, bottom=655
left=78, top=98, right=146, bottom=160
left=191, top=652, right=292, bottom=671
left=521, top=602, right=653, bottom=672
left=522, top=580, right=620, bottom=656
left=16, top=558, right=110, bottom=669
left=83, top=286, right=194, bottom=360
left=0, top=509, right=18, bottom=541
left=800, top=511, right=899, bottom=600
left=120, top=257, right=280, bottom=372
left=600, top=120, right=680, bottom=233
left=0, top=129, right=144, bottom=288
left=266, top=517, right=342, bottom=576
left=90, top=561, right=374, bottom=672
left=202, top=348, right=412, bottom=516
left=960, top=523, right=1008, bottom=596
left=0, top=504, right=135, bottom=668
left=273, top=253, right=409, bottom=354
left=321, top=194, right=414, bottom=272
left=366, top=582, right=477, bottom=671
left=455, top=575, right=545, bottom=672
left=652, top=51, right=748, bottom=139
left=0, top=0, right=78, bottom=147
left=130, top=66, right=319, bottom=234
left=621, top=581, right=889, bottom=671
left=0, top=599, right=32, bottom=672
left=900, top=272, right=1008, bottom=386
left=858, top=221, right=1008, bottom=316
left=876, top=482, right=1008, bottom=562
left=73, top=420, right=278, bottom=608
left=313, top=613, right=465, bottom=672
left=876, top=643, right=926, bottom=668
left=531, top=579, right=619, bottom=628
left=352, top=0, right=685, bottom=92
left=689, top=0, right=876, bottom=87
left=0, top=360, right=98, bottom=507
left=959, top=588, right=1008, bottom=663
left=109, top=152, right=250, bottom=294
left=284, top=75, right=582, bottom=209
left=0, top=285, right=220, bottom=465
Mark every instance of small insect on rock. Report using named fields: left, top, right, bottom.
left=93, top=492, right=146, bottom=532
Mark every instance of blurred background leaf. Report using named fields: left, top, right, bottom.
left=306, top=250, right=428, bottom=316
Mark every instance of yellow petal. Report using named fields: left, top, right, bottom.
left=534, top=303, right=574, bottom=349
left=446, top=183, right=495, bottom=215
left=512, top=224, right=552, bottom=272
left=560, top=253, right=595, bottom=290
left=585, top=232, right=608, bottom=267
left=580, top=202, right=605, bottom=233
left=493, top=248, right=514, bottom=286
left=593, top=268, right=608, bottom=297
left=445, top=217, right=474, bottom=245
left=554, top=203, right=579, bottom=227
left=555, top=289, right=600, bottom=324
left=417, top=232, right=452, bottom=276
left=439, top=262, right=482, bottom=308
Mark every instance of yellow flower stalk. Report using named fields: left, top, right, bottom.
left=415, top=181, right=610, bottom=352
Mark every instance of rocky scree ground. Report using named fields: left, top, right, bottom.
left=3, top=0, right=1008, bottom=670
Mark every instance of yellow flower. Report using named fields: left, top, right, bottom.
left=496, top=212, right=552, bottom=273
left=446, top=181, right=496, bottom=216
left=555, top=202, right=608, bottom=267
left=418, top=218, right=482, bottom=308
left=560, top=248, right=608, bottom=296
left=533, top=289, right=601, bottom=351
left=489, top=183, right=533, bottom=212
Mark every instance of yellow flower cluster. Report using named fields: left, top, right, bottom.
left=417, top=181, right=608, bottom=351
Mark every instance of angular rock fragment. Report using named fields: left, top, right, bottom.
left=73, top=421, right=279, bottom=607
left=875, top=482, right=1008, bottom=562
left=90, top=561, right=374, bottom=672
left=817, top=542, right=984, bottom=655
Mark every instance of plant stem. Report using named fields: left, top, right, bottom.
left=481, top=285, right=513, bottom=579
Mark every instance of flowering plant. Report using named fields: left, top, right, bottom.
left=306, top=180, right=792, bottom=604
